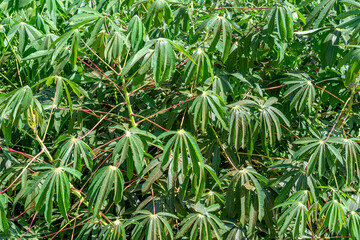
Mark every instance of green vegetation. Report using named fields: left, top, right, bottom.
left=1, top=0, right=360, bottom=239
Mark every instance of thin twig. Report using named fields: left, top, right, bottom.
left=81, top=39, right=120, bottom=75
left=79, top=102, right=126, bottom=140
left=325, top=96, right=352, bottom=141
left=0, top=151, right=43, bottom=194
left=210, top=124, right=238, bottom=170
left=136, top=95, right=199, bottom=125
left=8, top=204, right=35, bottom=221
left=19, top=212, right=37, bottom=239
left=133, top=114, right=168, bottom=131
left=312, top=84, right=345, bottom=104
left=216, top=6, right=268, bottom=10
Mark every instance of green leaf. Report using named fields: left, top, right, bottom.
left=55, top=136, right=94, bottom=171
left=277, top=198, right=309, bottom=237
left=228, top=100, right=253, bottom=149
left=0, top=195, right=9, bottom=233
left=293, top=137, right=343, bottom=176
left=34, top=166, right=80, bottom=224
left=200, top=15, right=233, bottom=62
left=320, top=198, right=347, bottom=233
left=283, top=73, right=316, bottom=113
left=225, top=167, right=267, bottom=233
left=88, top=166, right=124, bottom=218
left=176, top=204, right=228, bottom=240
left=305, top=0, right=337, bottom=29
left=153, top=38, right=176, bottom=86
left=105, top=30, right=129, bottom=64
left=128, top=15, right=146, bottom=51
left=190, top=91, right=228, bottom=131
left=348, top=211, right=360, bottom=240
left=131, top=210, right=177, bottom=239
left=158, top=129, right=206, bottom=200
left=183, top=48, right=213, bottom=85
left=112, top=127, right=151, bottom=178
left=145, top=0, right=174, bottom=30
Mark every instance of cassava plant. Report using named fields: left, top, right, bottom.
left=1, top=0, right=360, bottom=239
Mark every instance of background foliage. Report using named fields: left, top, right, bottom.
left=1, top=0, right=360, bottom=239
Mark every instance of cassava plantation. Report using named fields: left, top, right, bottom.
left=1, top=0, right=360, bottom=239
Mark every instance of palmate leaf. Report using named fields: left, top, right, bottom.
left=264, top=2, right=294, bottom=42
left=190, top=91, right=228, bottom=131
left=251, top=96, right=290, bottom=148
left=202, top=189, right=224, bottom=207
left=75, top=219, right=126, bottom=240
left=122, top=38, right=193, bottom=86
left=144, top=0, right=174, bottom=31
left=140, top=158, right=167, bottom=193
left=104, top=30, right=129, bottom=64
left=98, top=219, right=126, bottom=240
left=304, top=0, right=337, bottom=29
left=270, top=163, right=319, bottom=205
left=225, top=167, right=268, bottom=235
left=320, top=198, right=348, bottom=234
left=6, top=21, right=43, bottom=53
left=55, top=135, right=94, bottom=171
left=176, top=203, right=228, bottom=240
left=338, top=48, right=360, bottom=85
left=34, top=76, right=89, bottom=114
left=348, top=211, right=360, bottom=240
left=128, top=15, right=147, bottom=51
left=33, top=164, right=81, bottom=225
left=337, top=0, right=360, bottom=37
left=88, top=165, right=124, bottom=218
left=227, top=100, right=254, bottom=150
left=276, top=191, right=311, bottom=237
left=182, top=48, right=213, bottom=85
left=318, top=29, right=341, bottom=67
left=75, top=221, right=99, bottom=240
left=132, top=50, right=154, bottom=87
left=121, top=40, right=156, bottom=77
left=0, top=86, right=33, bottom=124
left=212, top=74, right=232, bottom=102
left=131, top=210, right=177, bottom=240
left=199, top=15, right=232, bottom=62
left=157, top=129, right=204, bottom=174
left=153, top=38, right=176, bottom=86
left=68, top=7, right=103, bottom=34
left=293, top=137, right=343, bottom=176
left=339, top=138, right=360, bottom=184
left=0, top=86, right=43, bottom=134
left=46, top=0, right=57, bottom=25
left=171, top=6, right=191, bottom=35
left=112, top=127, right=155, bottom=179
left=224, top=221, right=247, bottom=240
left=157, top=129, right=206, bottom=200
left=51, top=28, right=81, bottom=69
left=282, top=73, right=316, bottom=113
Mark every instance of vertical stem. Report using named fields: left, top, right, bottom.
left=28, top=105, right=53, bottom=162
left=151, top=185, right=156, bottom=215
left=312, top=88, right=323, bottom=125
left=122, top=78, right=136, bottom=127
left=347, top=85, right=356, bottom=116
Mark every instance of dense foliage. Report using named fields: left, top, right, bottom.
left=1, top=0, right=360, bottom=239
